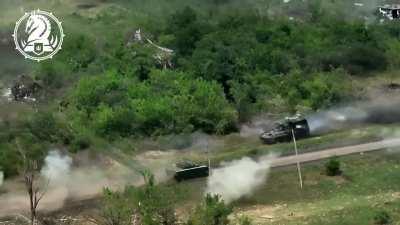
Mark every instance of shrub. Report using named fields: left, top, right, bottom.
left=237, top=216, right=253, bottom=225
left=187, top=194, right=232, bottom=225
left=70, top=70, right=237, bottom=137
left=325, top=157, right=341, bottom=176
left=374, top=210, right=392, bottom=225
left=100, top=173, right=178, bottom=225
left=70, top=134, right=91, bottom=152
left=343, top=44, right=387, bottom=75
left=27, top=111, right=58, bottom=142
left=0, top=144, right=21, bottom=178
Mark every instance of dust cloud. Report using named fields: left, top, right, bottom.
left=307, top=96, right=400, bottom=135
left=41, top=151, right=72, bottom=185
left=0, top=150, right=140, bottom=216
left=239, top=115, right=276, bottom=138
left=205, top=154, right=277, bottom=203
left=307, top=106, right=368, bottom=135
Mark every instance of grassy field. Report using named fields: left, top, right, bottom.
left=172, top=150, right=400, bottom=225
left=249, top=150, right=400, bottom=225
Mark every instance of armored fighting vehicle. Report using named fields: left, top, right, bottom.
left=174, top=160, right=209, bottom=182
left=260, top=114, right=310, bottom=144
left=379, top=5, right=400, bottom=20
left=11, top=75, right=41, bottom=101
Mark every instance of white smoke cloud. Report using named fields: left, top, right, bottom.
left=307, top=106, right=368, bottom=135
left=37, top=150, right=138, bottom=207
left=41, top=151, right=73, bottom=186
left=205, top=154, right=277, bottom=203
left=239, top=116, right=275, bottom=137
left=307, top=96, right=400, bottom=135
left=0, top=150, right=140, bottom=216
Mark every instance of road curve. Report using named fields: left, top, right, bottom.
left=270, top=138, right=400, bottom=167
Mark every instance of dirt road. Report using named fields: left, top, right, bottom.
left=1, top=138, right=400, bottom=218
left=270, top=138, right=400, bottom=167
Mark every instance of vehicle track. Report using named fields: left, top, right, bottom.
left=271, top=138, right=400, bottom=167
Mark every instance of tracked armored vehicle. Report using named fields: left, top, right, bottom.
left=260, top=114, right=310, bottom=144
left=11, top=75, right=41, bottom=101
left=379, top=5, right=400, bottom=20
left=174, top=160, right=209, bottom=182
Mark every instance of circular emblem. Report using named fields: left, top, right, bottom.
left=13, top=9, right=64, bottom=62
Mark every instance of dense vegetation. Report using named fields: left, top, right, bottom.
left=41, top=5, right=399, bottom=139
left=99, top=174, right=245, bottom=225
left=70, top=69, right=237, bottom=137
left=2, top=0, right=400, bottom=177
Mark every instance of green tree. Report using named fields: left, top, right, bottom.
left=104, top=43, right=155, bottom=80
left=0, top=144, right=21, bottom=178
left=60, top=34, right=97, bottom=72
left=70, top=69, right=237, bottom=137
left=301, top=70, right=351, bottom=110
left=308, top=0, right=324, bottom=22
left=27, top=111, right=58, bottom=142
left=169, top=7, right=202, bottom=56
left=384, top=38, right=400, bottom=84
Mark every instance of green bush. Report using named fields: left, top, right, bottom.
left=187, top=194, right=232, bottom=225
left=70, top=133, right=91, bottom=152
left=101, top=188, right=134, bottom=225
left=343, top=44, right=387, bottom=75
left=27, top=111, right=58, bottom=141
left=0, top=144, right=21, bottom=178
left=70, top=70, right=237, bottom=137
left=325, top=157, right=341, bottom=176
left=26, top=111, right=74, bottom=145
left=168, top=6, right=204, bottom=56
left=374, top=210, right=392, bottom=225
left=236, top=216, right=253, bottom=225
left=100, top=173, right=178, bottom=225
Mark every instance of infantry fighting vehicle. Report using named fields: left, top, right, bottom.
left=174, top=160, right=209, bottom=182
left=260, top=114, right=310, bottom=144
left=11, top=75, right=41, bottom=101
left=379, top=5, right=400, bottom=20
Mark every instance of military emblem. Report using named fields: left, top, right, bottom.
left=13, top=9, right=64, bottom=61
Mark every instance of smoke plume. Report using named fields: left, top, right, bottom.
left=0, top=150, right=139, bottom=216
left=41, top=151, right=72, bottom=185
left=239, top=115, right=276, bottom=138
left=307, top=96, right=400, bottom=135
left=205, top=154, right=277, bottom=203
left=307, top=106, right=368, bottom=135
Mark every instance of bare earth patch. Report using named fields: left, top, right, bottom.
left=233, top=190, right=400, bottom=225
